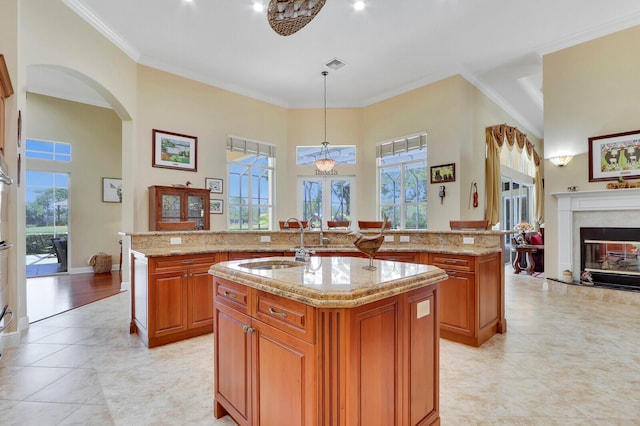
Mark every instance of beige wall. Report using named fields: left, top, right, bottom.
left=26, top=94, right=122, bottom=270
left=363, top=75, right=541, bottom=230
left=543, top=25, right=640, bottom=278
left=135, top=65, right=289, bottom=231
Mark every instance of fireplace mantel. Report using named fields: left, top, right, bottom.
left=553, top=188, right=640, bottom=280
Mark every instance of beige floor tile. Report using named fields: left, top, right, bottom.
left=1, top=269, right=639, bottom=424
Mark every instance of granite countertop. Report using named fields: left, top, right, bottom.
left=209, top=256, right=448, bottom=308
left=131, top=244, right=500, bottom=258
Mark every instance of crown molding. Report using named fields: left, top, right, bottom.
left=63, top=0, right=141, bottom=62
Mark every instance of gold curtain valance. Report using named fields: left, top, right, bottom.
left=485, top=124, right=544, bottom=227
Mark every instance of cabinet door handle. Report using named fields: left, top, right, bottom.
left=223, top=291, right=236, bottom=299
left=183, top=273, right=189, bottom=278
left=268, top=307, right=288, bottom=318
left=242, top=325, right=255, bottom=334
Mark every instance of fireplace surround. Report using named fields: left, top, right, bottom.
left=554, top=188, right=640, bottom=284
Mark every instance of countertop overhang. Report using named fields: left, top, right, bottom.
left=131, top=244, right=500, bottom=258
left=209, top=256, right=448, bottom=308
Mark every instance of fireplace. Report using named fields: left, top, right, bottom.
left=580, top=227, right=640, bottom=289
left=554, top=188, right=640, bottom=284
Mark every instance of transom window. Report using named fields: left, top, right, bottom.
left=227, top=136, right=275, bottom=230
left=296, top=145, right=356, bottom=165
left=26, top=139, right=71, bottom=161
left=377, top=133, right=427, bottom=229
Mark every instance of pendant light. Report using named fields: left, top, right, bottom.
left=314, top=71, right=336, bottom=172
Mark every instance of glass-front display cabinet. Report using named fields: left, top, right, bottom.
left=148, top=185, right=210, bottom=231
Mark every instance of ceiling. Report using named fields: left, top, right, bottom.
left=28, top=0, right=640, bottom=139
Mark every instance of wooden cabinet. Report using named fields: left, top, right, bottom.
left=130, top=252, right=217, bottom=347
left=428, top=252, right=503, bottom=347
left=214, top=278, right=316, bottom=426
left=212, top=275, right=440, bottom=425
left=0, top=54, right=14, bottom=154
left=148, top=185, right=210, bottom=231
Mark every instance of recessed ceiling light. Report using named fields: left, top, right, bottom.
left=354, top=1, right=365, bottom=11
left=253, top=2, right=264, bottom=12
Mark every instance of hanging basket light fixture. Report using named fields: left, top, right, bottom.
left=315, top=71, right=336, bottom=172
left=267, top=0, right=327, bottom=36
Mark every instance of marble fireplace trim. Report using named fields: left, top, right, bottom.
left=554, top=188, right=640, bottom=281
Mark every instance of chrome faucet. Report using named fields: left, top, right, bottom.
left=307, top=214, right=329, bottom=246
left=284, top=217, right=310, bottom=261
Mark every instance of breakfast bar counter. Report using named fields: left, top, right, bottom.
left=210, top=256, right=447, bottom=425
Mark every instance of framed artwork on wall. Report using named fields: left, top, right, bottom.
left=588, top=130, right=640, bottom=182
left=152, top=129, right=197, bottom=172
left=205, top=177, right=223, bottom=194
left=102, top=177, right=122, bottom=203
left=210, top=199, right=223, bottom=214
left=430, top=163, right=456, bottom=184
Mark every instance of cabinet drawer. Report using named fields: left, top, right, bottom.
left=152, top=254, right=216, bottom=272
left=254, top=290, right=315, bottom=343
left=430, top=254, right=474, bottom=272
left=214, top=278, right=249, bottom=313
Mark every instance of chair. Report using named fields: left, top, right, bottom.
left=279, top=221, right=308, bottom=229
left=51, top=237, right=68, bottom=270
left=449, top=220, right=488, bottom=230
left=358, top=220, right=391, bottom=231
left=327, top=220, right=351, bottom=229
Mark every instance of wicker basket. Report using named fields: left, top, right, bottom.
left=89, top=252, right=112, bottom=274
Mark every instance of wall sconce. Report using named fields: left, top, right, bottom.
left=549, top=155, right=573, bottom=167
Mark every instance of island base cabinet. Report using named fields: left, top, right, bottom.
left=213, top=288, right=316, bottom=426
left=345, top=288, right=439, bottom=426
left=213, top=275, right=440, bottom=426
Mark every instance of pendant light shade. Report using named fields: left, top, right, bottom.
left=314, top=71, right=336, bottom=172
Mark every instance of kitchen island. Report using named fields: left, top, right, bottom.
left=210, top=256, right=448, bottom=426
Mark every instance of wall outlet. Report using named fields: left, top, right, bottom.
left=260, top=235, right=271, bottom=243
left=384, top=235, right=394, bottom=242
left=463, top=237, right=475, bottom=245
left=170, top=237, right=182, bottom=245
left=399, top=235, right=410, bottom=242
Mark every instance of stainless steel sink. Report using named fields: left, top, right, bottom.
left=238, top=260, right=306, bottom=270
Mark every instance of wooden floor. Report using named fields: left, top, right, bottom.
left=27, top=271, right=124, bottom=323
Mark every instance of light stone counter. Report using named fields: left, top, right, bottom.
left=131, top=243, right=500, bottom=258
left=209, top=256, right=448, bottom=308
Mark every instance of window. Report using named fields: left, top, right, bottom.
left=296, top=145, right=356, bottom=165
left=298, top=176, right=353, bottom=225
left=25, top=139, right=72, bottom=161
left=227, top=136, right=275, bottom=230
left=377, top=133, right=427, bottom=229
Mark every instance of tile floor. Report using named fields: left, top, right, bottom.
left=1, top=269, right=639, bottom=425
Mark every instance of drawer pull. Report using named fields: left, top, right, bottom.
left=443, top=259, right=458, bottom=264
left=268, top=307, right=288, bottom=318
left=448, top=270, right=458, bottom=276
left=223, top=291, right=237, bottom=299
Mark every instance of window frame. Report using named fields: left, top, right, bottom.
left=226, top=136, right=276, bottom=231
left=377, top=133, right=428, bottom=230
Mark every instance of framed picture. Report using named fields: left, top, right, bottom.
left=589, top=130, right=640, bottom=182
left=430, top=163, right=456, bottom=184
left=152, top=129, right=197, bottom=172
left=210, top=199, right=223, bottom=214
left=102, top=178, right=122, bottom=203
left=205, top=177, right=223, bottom=194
